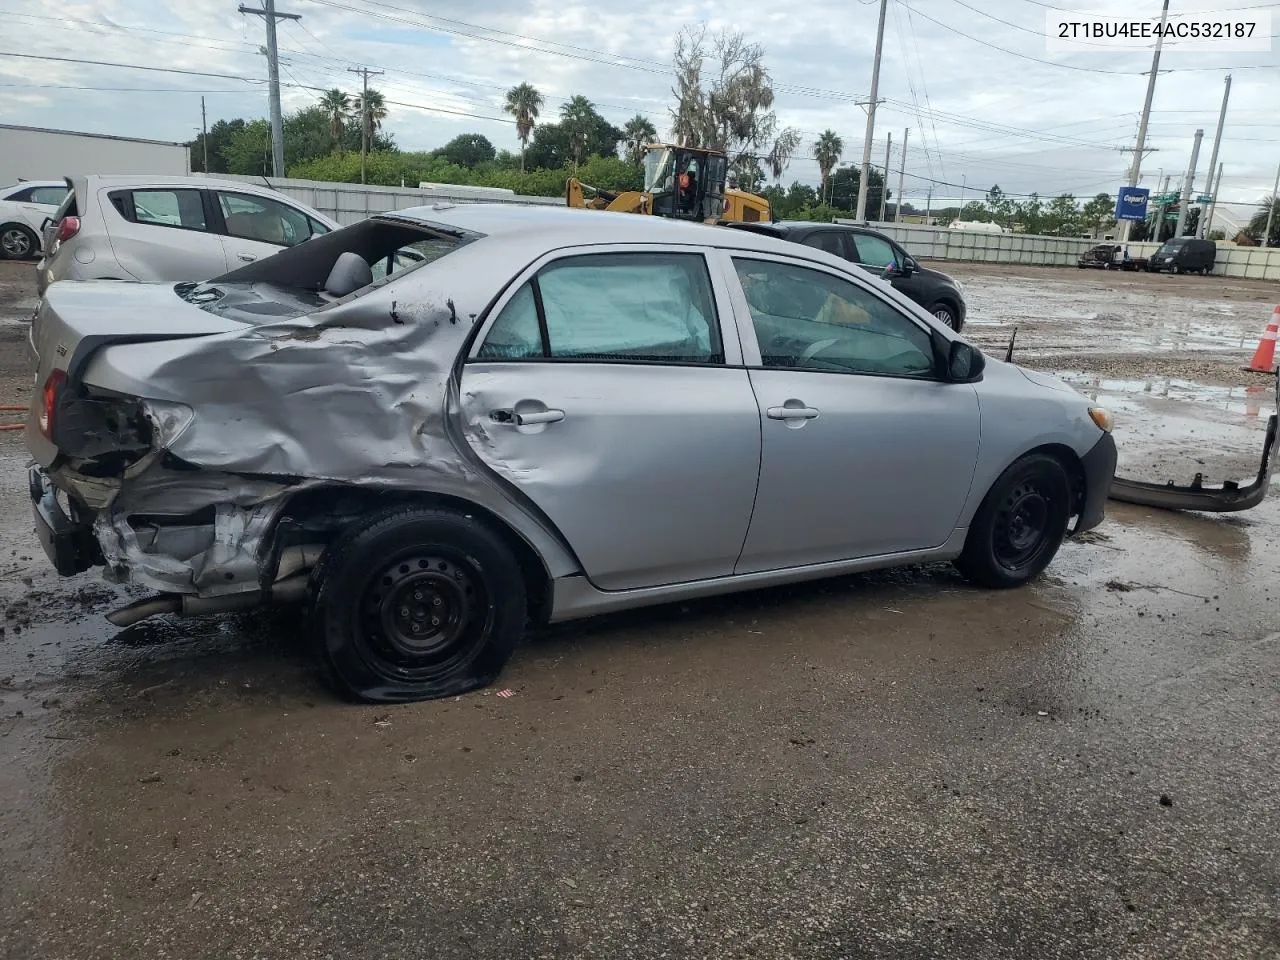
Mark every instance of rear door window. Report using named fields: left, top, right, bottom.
left=801, top=231, right=850, bottom=258
left=217, top=191, right=317, bottom=247
left=125, top=189, right=208, bottom=231
left=478, top=252, right=723, bottom=364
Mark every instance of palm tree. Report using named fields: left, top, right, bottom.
left=1249, top=195, right=1278, bottom=246
left=354, top=87, right=388, bottom=145
left=814, top=130, right=843, bottom=204
left=560, top=95, right=597, bottom=171
left=623, top=114, right=658, bottom=166
left=504, top=82, right=543, bottom=173
left=319, top=88, right=349, bottom=155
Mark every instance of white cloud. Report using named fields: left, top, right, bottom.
left=0, top=0, right=1275, bottom=206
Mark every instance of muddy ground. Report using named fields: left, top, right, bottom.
left=1, top=259, right=1278, bottom=959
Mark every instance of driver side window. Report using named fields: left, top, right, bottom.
left=732, top=258, right=935, bottom=378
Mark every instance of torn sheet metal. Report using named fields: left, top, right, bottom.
left=47, top=229, right=583, bottom=596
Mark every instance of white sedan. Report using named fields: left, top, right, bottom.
left=0, top=179, right=67, bottom=260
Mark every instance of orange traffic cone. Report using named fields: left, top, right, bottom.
left=1243, top=305, right=1280, bottom=374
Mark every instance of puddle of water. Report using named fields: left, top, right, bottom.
left=1054, top=372, right=1276, bottom=418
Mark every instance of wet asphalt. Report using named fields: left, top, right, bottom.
left=1, top=260, right=1279, bottom=959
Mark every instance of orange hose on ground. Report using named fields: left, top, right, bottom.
left=0, top=406, right=27, bottom=411
left=0, top=424, right=25, bottom=431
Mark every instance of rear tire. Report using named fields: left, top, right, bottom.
left=0, top=224, right=37, bottom=261
left=312, top=505, right=527, bottom=703
left=954, top=453, right=1072, bottom=589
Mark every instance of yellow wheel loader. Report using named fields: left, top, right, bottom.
left=565, top=144, right=771, bottom=224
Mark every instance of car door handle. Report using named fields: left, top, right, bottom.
left=491, top=408, right=566, bottom=426
left=237, top=254, right=256, bottom=262
left=766, top=405, right=820, bottom=420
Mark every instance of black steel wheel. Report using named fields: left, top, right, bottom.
left=313, top=505, right=527, bottom=703
left=955, top=453, right=1072, bottom=588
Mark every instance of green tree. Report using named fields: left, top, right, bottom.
left=670, top=25, right=800, bottom=182
left=190, top=118, right=246, bottom=173
left=827, top=165, right=888, bottom=213
left=984, top=185, right=1016, bottom=227
left=221, top=118, right=272, bottom=176
left=1248, top=195, right=1278, bottom=245
left=504, top=82, right=544, bottom=173
left=354, top=87, right=388, bottom=146
left=1043, top=193, right=1081, bottom=236
left=1081, top=191, right=1116, bottom=233
left=319, top=89, right=350, bottom=155
left=1016, top=193, right=1044, bottom=234
left=622, top=114, right=658, bottom=166
left=560, top=95, right=599, bottom=169
left=813, top=130, right=843, bottom=204
left=436, top=133, right=496, bottom=169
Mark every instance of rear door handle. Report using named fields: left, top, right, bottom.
left=766, top=405, right=820, bottom=420
left=491, top=408, right=566, bottom=426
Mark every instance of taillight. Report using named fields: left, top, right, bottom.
left=55, top=216, right=80, bottom=243
left=39, top=369, right=67, bottom=438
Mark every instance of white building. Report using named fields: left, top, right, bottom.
left=0, top=124, right=190, bottom=186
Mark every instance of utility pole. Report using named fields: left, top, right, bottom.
left=1174, top=128, right=1203, bottom=239
left=895, top=127, right=909, bottom=223
left=1203, top=162, right=1224, bottom=240
left=855, top=0, right=889, bottom=222
left=1152, top=173, right=1172, bottom=241
left=239, top=0, right=300, bottom=178
left=200, top=96, right=208, bottom=173
left=1119, top=0, right=1171, bottom=244
left=1263, top=160, right=1280, bottom=248
left=1198, top=74, right=1231, bottom=238
left=349, top=66, right=384, bottom=185
left=878, top=132, right=892, bottom=221
left=925, top=187, right=932, bottom=224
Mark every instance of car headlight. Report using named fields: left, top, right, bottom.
left=142, top=400, right=196, bottom=449
left=1089, top=407, right=1114, bottom=433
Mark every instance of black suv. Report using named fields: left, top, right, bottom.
left=724, top=221, right=967, bottom=331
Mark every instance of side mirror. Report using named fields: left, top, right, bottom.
left=880, top=263, right=900, bottom=280
left=901, top=257, right=917, bottom=276
left=946, top=340, right=985, bottom=382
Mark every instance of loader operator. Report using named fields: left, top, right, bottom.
left=678, top=160, right=699, bottom=216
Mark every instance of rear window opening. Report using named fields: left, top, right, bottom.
left=200, top=217, right=471, bottom=300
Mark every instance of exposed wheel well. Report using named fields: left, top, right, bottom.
left=271, top=487, right=554, bottom=626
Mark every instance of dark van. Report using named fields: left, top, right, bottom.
left=1147, top=237, right=1216, bottom=275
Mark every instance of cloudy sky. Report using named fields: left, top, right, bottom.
left=1, top=0, right=1276, bottom=217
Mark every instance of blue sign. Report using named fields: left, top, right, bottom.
left=1115, top=187, right=1149, bottom=222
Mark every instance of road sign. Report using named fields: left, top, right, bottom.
left=1153, top=193, right=1179, bottom=204
left=1115, top=186, right=1149, bottom=222
left=1196, top=195, right=1213, bottom=203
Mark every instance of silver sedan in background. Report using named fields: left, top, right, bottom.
left=24, top=204, right=1117, bottom=703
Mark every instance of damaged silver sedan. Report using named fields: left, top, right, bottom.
left=24, top=204, right=1117, bottom=702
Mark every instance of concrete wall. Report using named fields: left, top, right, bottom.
left=843, top=220, right=1280, bottom=282
left=0, top=125, right=190, bottom=185
left=202, top=174, right=561, bottom=225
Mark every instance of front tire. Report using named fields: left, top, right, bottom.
left=0, top=224, right=37, bottom=261
left=312, top=505, right=527, bottom=703
left=955, top=453, right=1072, bottom=589
left=1171, top=263, right=1182, bottom=275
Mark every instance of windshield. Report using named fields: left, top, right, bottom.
left=1160, top=238, right=1188, bottom=250
left=643, top=148, right=674, bottom=193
